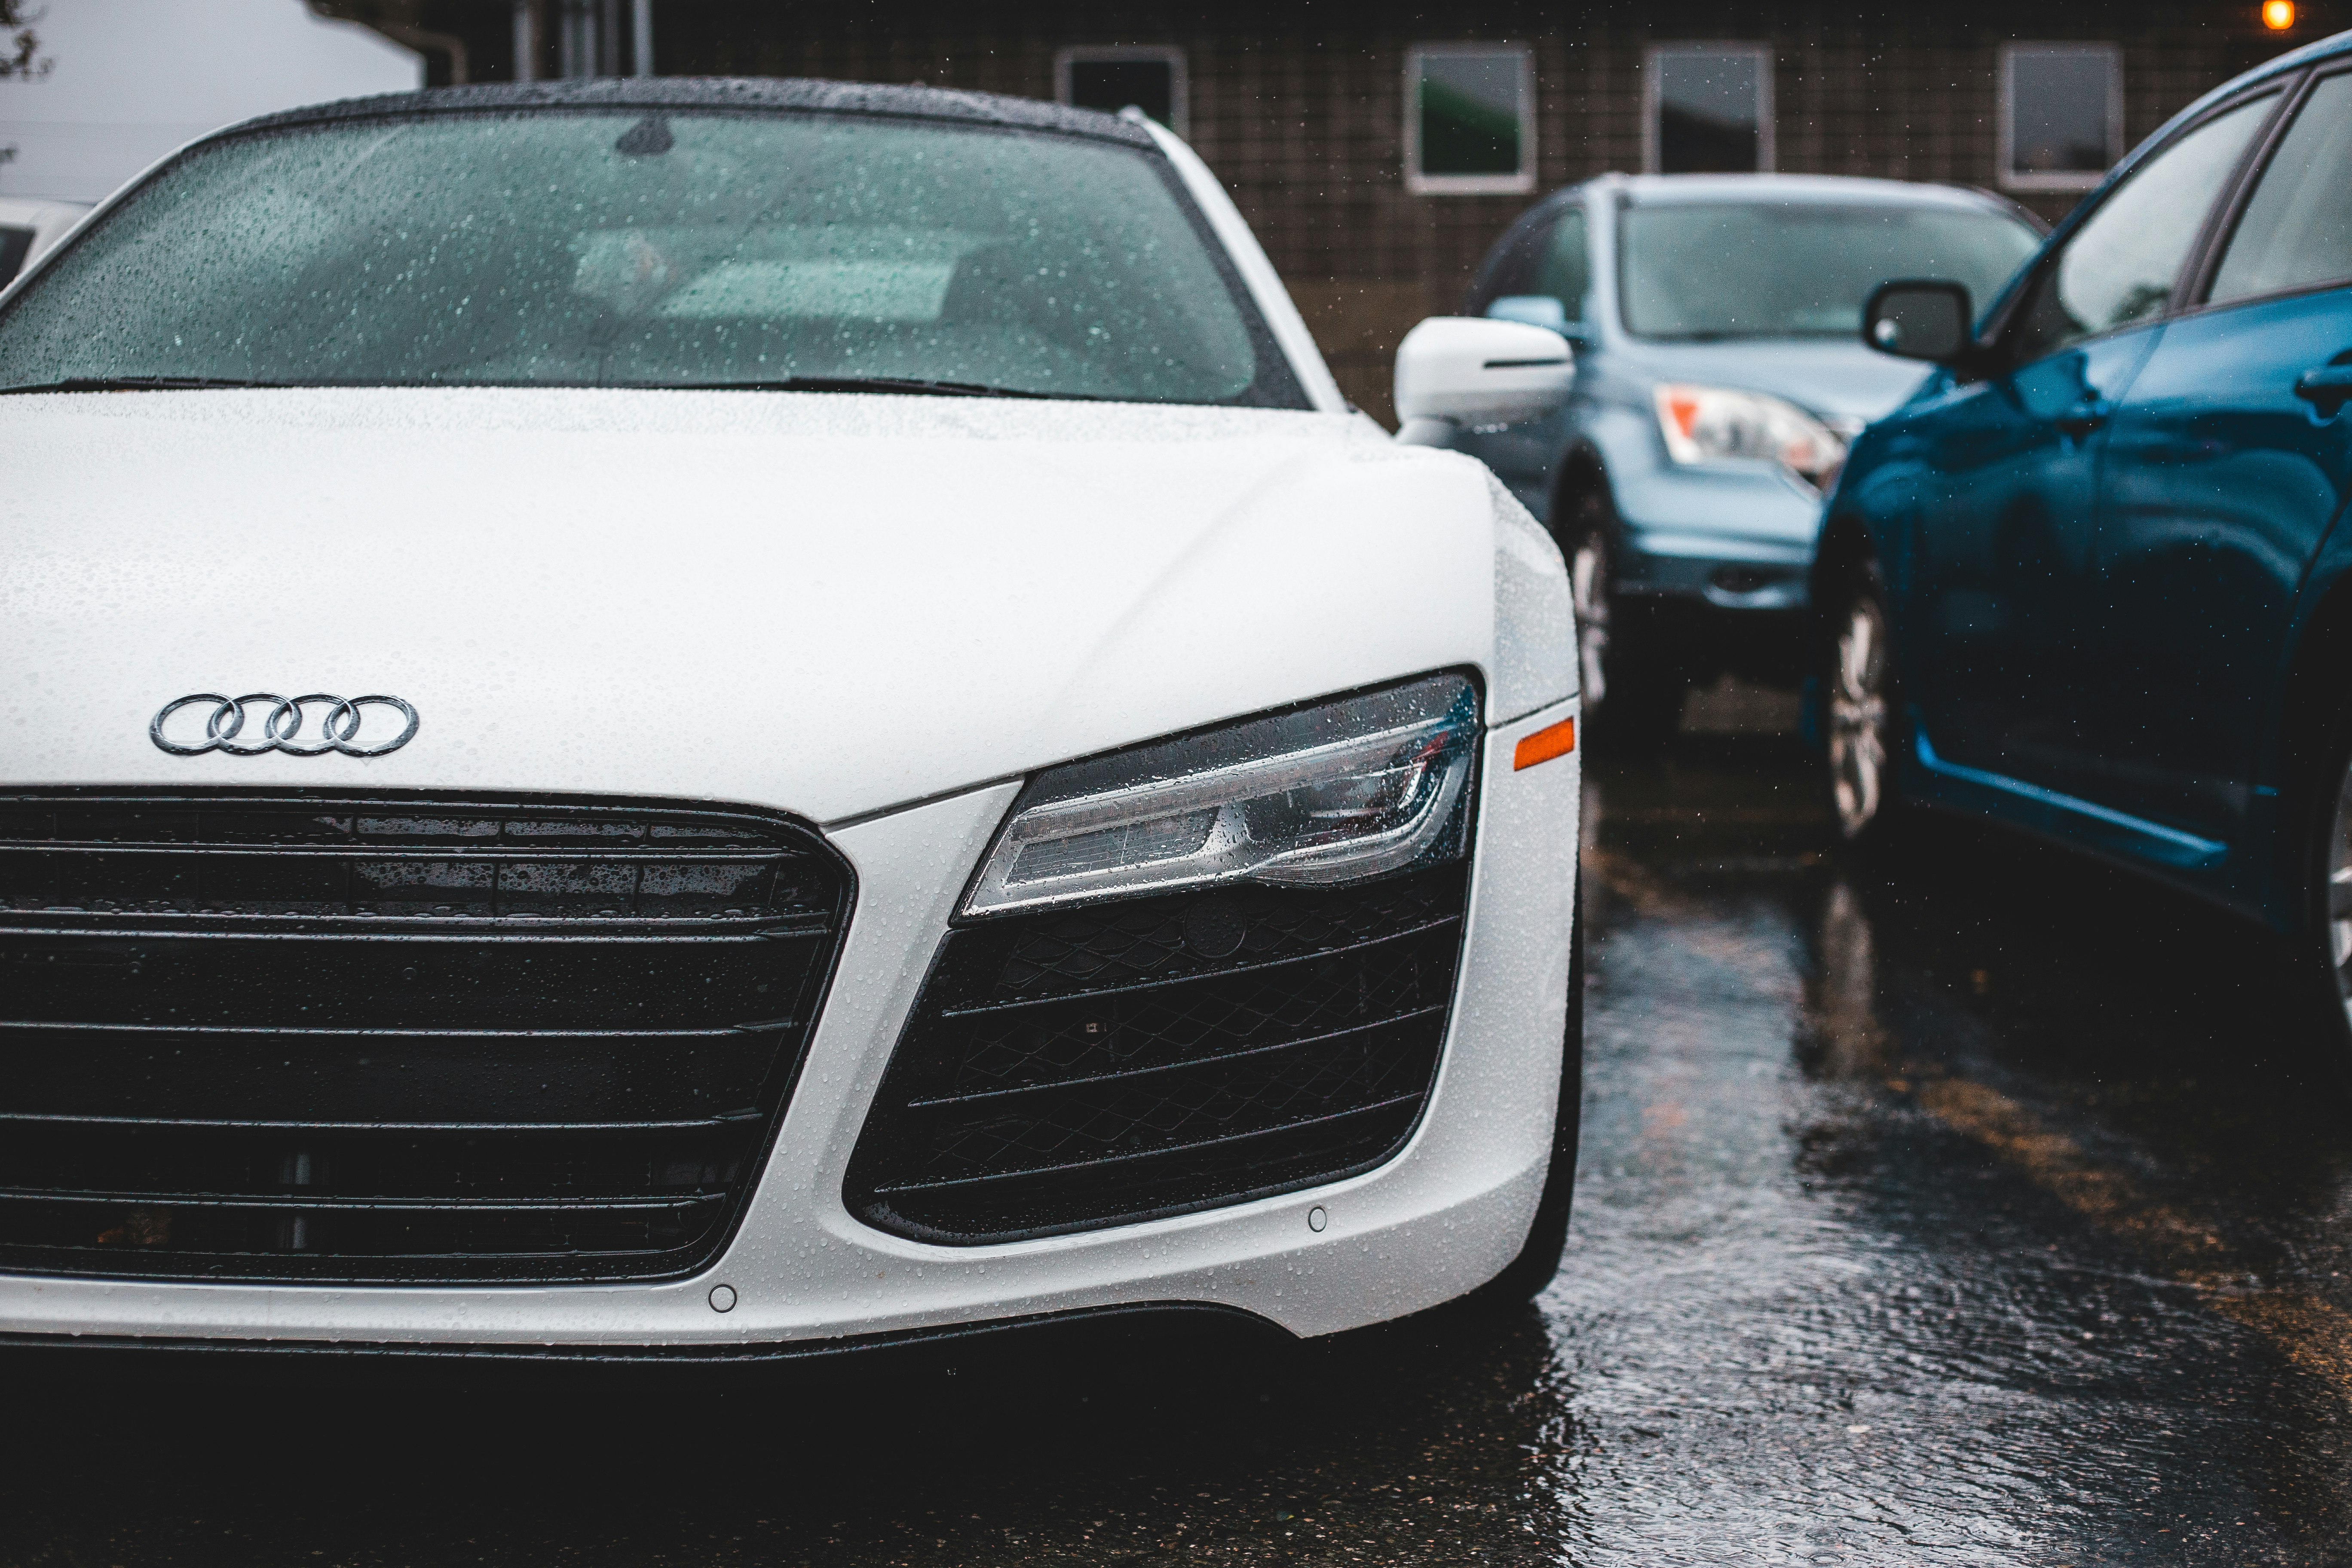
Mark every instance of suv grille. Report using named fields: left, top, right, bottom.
left=0, top=792, right=850, bottom=1284
left=844, top=864, right=1468, bottom=1243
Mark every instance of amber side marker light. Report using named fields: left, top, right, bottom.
left=1513, top=715, right=1577, bottom=770
left=2263, top=0, right=2297, bottom=30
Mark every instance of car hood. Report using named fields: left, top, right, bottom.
left=1611, top=337, right=1931, bottom=426
left=1, top=389, right=1550, bottom=823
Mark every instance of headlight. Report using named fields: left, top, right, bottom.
left=963, top=673, right=1479, bottom=918
left=1654, top=383, right=1848, bottom=492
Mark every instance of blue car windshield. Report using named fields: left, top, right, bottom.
left=1619, top=201, right=2042, bottom=341
left=0, top=110, right=1302, bottom=407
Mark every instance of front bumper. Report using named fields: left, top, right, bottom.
left=0, top=700, right=1580, bottom=1351
left=1609, top=459, right=1822, bottom=614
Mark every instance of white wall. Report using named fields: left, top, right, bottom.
left=0, top=0, right=420, bottom=202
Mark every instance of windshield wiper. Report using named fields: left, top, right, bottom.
left=649, top=375, right=1063, bottom=400
left=0, top=375, right=285, bottom=395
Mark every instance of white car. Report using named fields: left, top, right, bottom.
left=0, top=80, right=1583, bottom=1365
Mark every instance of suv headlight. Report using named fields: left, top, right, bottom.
left=963, top=673, right=1479, bottom=918
left=1654, top=383, right=1848, bottom=492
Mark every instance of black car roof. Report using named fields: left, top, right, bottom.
left=223, top=77, right=1159, bottom=150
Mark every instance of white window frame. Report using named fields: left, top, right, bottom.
left=1404, top=43, right=1537, bottom=196
left=1642, top=43, right=1775, bottom=175
left=1999, top=43, right=2125, bottom=192
left=1054, top=45, right=1189, bottom=139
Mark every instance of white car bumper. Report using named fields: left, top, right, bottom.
left=0, top=701, right=1578, bottom=1354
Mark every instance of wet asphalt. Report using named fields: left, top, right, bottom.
left=11, top=717, right=2352, bottom=1565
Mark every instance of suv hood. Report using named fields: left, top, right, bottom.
left=1616, top=337, right=1930, bottom=426
left=2, top=389, right=1524, bottom=823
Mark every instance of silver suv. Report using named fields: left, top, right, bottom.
left=1453, top=173, right=2042, bottom=744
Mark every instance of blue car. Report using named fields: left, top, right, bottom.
left=1827, top=31, right=2352, bottom=1057
left=1455, top=173, right=2041, bottom=744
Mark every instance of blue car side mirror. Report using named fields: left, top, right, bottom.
left=1863, top=280, right=1972, bottom=364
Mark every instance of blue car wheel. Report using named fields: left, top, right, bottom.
left=1822, top=567, right=1899, bottom=846
left=1559, top=479, right=1687, bottom=752
left=2312, top=726, right=2352, bottom=1084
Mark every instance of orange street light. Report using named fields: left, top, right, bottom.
left=2263, top=0, right=2297, bottom=31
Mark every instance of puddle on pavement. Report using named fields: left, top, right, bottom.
left=1562, top=734, right=2352, bottom=1565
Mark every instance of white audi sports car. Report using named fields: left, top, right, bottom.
left=0, top=80, right=1583, bottom=1366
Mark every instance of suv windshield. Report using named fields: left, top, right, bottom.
left=1619, top=200, right=2041, bottom=340
left=0, top=110, right=1301, bottom=406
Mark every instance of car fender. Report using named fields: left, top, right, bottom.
left=2249, top=488, right=2352, bottom=931
left=1563, top=404, right=1656, bottom=528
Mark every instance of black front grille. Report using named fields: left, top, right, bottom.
left=0, top=792, right=851, bottom=1284
left=844, top=864, right=1469, bottom=1243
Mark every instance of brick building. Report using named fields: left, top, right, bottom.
left=317, top=0, right=2331, bottom=418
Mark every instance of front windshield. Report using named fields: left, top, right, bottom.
left=0, top=110, right=1300, bottom=405
left=1618, top=200, right=2042, bottom=341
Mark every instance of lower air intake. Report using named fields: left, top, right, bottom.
left=844, top=863, right=1469, bottom=1243
left=0, top=791, right=851, bottom=1285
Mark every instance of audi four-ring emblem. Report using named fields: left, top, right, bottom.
left=150, top=693, right=420, bottom=757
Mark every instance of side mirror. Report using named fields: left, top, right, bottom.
left=1393, top=316, right=1574, bottom=446
left=1862, top=280, right=1972, bottom=363
left=1486, top=294, right=1570, bottom=334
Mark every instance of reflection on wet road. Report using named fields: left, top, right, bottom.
left=9, top=735, right=2352, bottom=1565
left=1565, top=738, right=2352, bottom=1564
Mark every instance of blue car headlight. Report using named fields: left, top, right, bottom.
left=1656, top=382, right=1849, bottom=492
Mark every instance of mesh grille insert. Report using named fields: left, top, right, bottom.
left=0, top=791, right=851, bottom=1284
left=844, top=864, right=1469, bottom=1243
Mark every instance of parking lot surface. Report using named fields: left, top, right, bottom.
left=9, top=729, right=2352, bottom=1566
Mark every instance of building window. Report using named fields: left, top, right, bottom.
left=527, top=0, right=652, bottom=81
left=1406, top=44, right=1536, bottom=195
left=2000, top=43, right=2123, bottom=190
left=1645, top=45, right=1773, bottom=174
left=1056, top=47, right=1188, bottom=138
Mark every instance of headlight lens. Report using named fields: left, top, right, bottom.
left=1654, top=383, right=1848, bottom=491
left=963, top=673, right=1479, bottom=918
